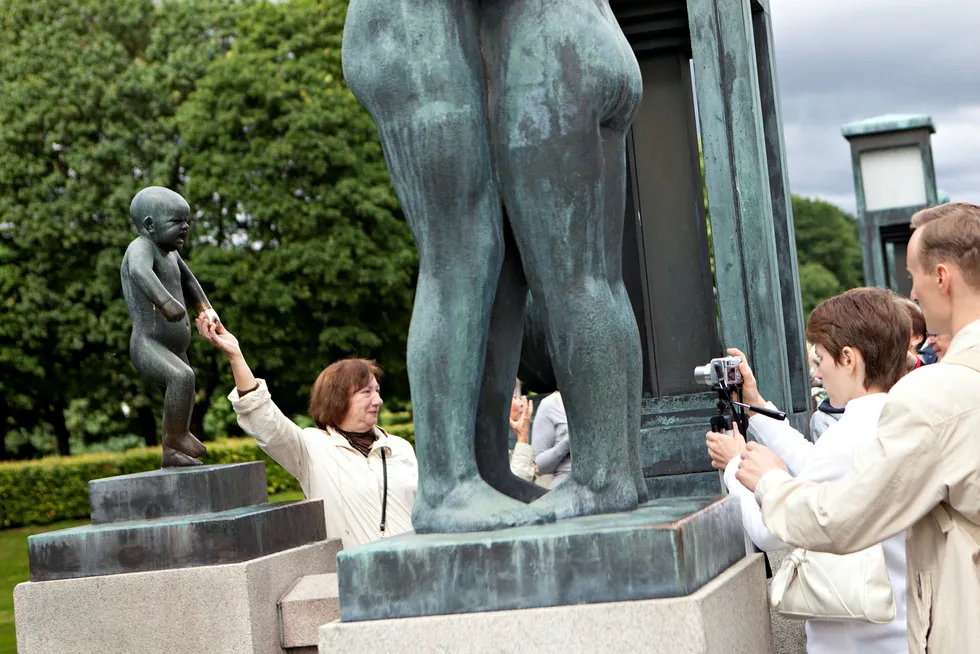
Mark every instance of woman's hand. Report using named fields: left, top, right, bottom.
left=705, top=423, right=747, bottom=470
left=195, top=316, right=257, bottom=394
left=198, top=307, right=220, bottom=330
left=727, top=347, right=765, bottom=408
left=509, top=396, right=533, bottom=444
left=196, top=314, right=242, bottom=360
left=510, top=390, right=524, bottom=424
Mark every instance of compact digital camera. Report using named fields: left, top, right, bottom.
left=693, top=356, right=743, bottom=390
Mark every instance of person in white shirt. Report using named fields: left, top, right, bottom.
left=705, top=287, right=910, bottom=654
left=197, top=316, right=418, bottom=549
left=532, top=392, right=570, bottom=488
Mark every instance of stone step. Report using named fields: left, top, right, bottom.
left=279, top=573, right=341, bottom=649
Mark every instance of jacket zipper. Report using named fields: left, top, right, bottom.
left=367, top=449, right=387, bottom=539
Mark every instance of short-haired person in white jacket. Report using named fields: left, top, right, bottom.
left=706, top=287, right=912, bottom=653
left=197, top=316, right=418, bottom=549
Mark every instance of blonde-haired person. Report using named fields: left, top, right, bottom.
left=198, top=317, right=418, bottom=549
left=707, top=287, right=910, bottom=653
left=738, top=202, right=980, bottom=654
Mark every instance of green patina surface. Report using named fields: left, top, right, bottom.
left=842, top=112, right=938, bottom=291
left=841, top=113, right=935, bottom=138
left=342, top=0, right=649, bottom=532
left=27, top=460, right=323, bottom=582
left=89, top=461, right=268, bottom=524
left=27, top=499, right=326, bottom=581
left=337, top=495, right=744, bottom=622
left=620, top=0, right=813, bottom=500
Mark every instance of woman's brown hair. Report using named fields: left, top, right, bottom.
left=805, top=287, right=911, bottom=392
left=309, top=358, right=383, bottom=430
left=896, top=295, right=927, bottom=348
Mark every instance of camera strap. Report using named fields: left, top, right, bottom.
left=380, top=448, right=388, bottom=533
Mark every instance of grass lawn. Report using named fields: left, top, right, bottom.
left=0, top=490, right=306, bottom=654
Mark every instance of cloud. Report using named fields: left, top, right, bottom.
left=768, top=0, right=980, bottom=212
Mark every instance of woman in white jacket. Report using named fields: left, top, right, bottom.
left=706, top=287, right=911, bottom=654
left=198, top=316, right=418, bottom=549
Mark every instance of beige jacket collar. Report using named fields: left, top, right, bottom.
left=947, top=318, right=980, bottom=359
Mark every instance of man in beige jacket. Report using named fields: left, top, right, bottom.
left=737, top=202, right=980, bottom=654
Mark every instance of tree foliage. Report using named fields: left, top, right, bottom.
left=177, top=0, right=415, bottom=427
left=791, top=195, right=864, bottom=316
left=0, top=0, right=415, bottom=459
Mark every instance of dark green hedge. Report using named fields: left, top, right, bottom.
left=0, top=423, right=414, bottom=529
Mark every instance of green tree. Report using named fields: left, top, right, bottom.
left=0, top=0, right=414, bottom=458
left=176, top=0, right=416, bottom=425
left=0, top=0, right=164, bottom=456
left=791, top=195, right=864, bottom=316
left=798, top=262, right=843, bottom=317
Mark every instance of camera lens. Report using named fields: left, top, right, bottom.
left=693, top=365, right=713, bottom=386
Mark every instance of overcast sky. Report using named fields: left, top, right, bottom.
left=768, top=0, right=980, bottom=213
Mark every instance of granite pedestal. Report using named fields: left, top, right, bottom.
left=15, top=462, right=338, bottom=653
left=279, top=573, right=341, bottom=650
left=320, top=553, right=772, bottom=654
left=16, top=539, right=342, bottom=654
left=338, top=495, right=744, bottom=622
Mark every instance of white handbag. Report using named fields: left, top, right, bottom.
left=770, top=544, right=896, bottom=623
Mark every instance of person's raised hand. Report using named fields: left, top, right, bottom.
left=510, top=389, right=524, bottom=424
left=736, top=441, right=788, bottom=492
left=509, top=397, right=533, bottom=444
left=194, top=309, right=220, bottom=337
left=194, top=313, right=210, bottom=339
left=197, top=315, right=241, bottom=360
left=727, top=347, right=764, bottom=407
left=705, top=423, right=747, bottom=471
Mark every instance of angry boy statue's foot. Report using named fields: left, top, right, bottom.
left=161, top=445, right=203, bottom=468
left=532, top=473, right=638, bottom=521
left=412, top=477, right=556, bottom=533
left=162, top=431, right=207, bottom=459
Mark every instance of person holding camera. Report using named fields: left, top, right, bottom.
left=706, top=287, right=910, bottom=653
left=737, top=203, right=980, bottom=654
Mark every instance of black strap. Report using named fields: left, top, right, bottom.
left=380, top=449, right=388, bottom=533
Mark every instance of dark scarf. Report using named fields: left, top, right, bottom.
left=336, top=427, right=377, bottom=457
left=817, top=397, right=846, bottom=415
